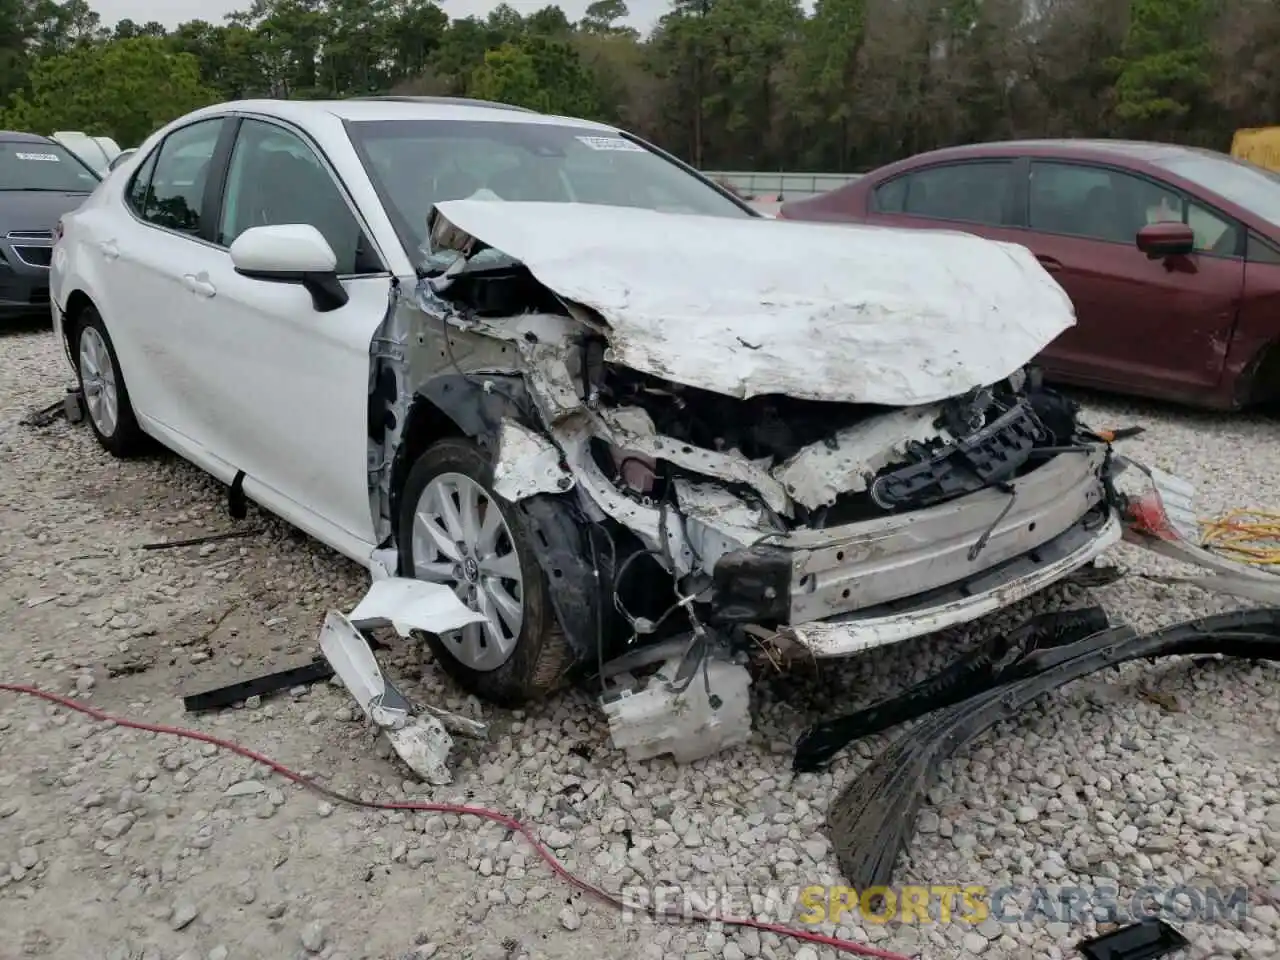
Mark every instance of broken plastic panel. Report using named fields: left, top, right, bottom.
left=346, top=576, right=488, bottom=637
left=600, top=643, right=752, bottom=763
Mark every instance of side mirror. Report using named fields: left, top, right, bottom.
left=230, top=224, right=349, bottom=312
left=108, top=150, right=135, bottom=172
left=1136, top=221, right=1194, bottom=259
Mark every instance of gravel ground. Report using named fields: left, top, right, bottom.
left=1, top=319, right=1278, bottom=960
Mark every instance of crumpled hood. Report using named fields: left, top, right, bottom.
left=431, top=199, right=1076, bottom=406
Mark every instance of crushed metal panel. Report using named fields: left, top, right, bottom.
left=596, top=405, right=792, bottom=515
left=675, top=478, right=780, bottom=569
left=773, top=404, right=948, bottom=509
left=492, top=418, right=575, bottom=502
left=430, top=199, right=1076, bottom=406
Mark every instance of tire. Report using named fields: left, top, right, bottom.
left=396, top=437, right=573, bottom=706
left=73, top=304, right=146, bottom=457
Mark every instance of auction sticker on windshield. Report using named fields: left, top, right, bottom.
left=575, top=136, right=644, bottom=152
left=15, top=152, right=60, bottom=161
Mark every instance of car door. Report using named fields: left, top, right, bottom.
left=89, top=117, right=232, bottom=447
left=1018, top=159, right=1246, bottom=398
left=179, top=115, right=394, bottom=554
left=863, top=158, right=1032, bottom=248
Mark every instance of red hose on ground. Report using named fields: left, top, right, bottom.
left=0, top=682, right=914, bottom=960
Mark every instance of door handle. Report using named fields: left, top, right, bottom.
left=1036, top=254, right=1063, bottom=271
left=182, top=274, right=216, bottom=298
left=98, top=239, right=118, bottom=260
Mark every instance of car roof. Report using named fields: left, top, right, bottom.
left=0, top=130, right=54, bottom=144
left=203, top=97, right=618, bottom=133
left=895, top=138, right=1220, bottom=165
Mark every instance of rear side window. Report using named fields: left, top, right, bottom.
left=128, top=119, right=225, bottom=235
left=872, top=177, right=907, bottom=213
left=890, top=161, right=1014, bottom=226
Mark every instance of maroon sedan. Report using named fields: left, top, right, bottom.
left=779, top=140, right=1280, bottom=410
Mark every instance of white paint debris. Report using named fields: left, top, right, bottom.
left=491, top=418, right=574, bottom=502
left=432, top=199, right=1075, bottom=406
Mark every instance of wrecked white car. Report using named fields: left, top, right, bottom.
left=50, top=95, right=1121, bottom=715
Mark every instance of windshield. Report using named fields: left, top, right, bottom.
left=1153, top=151, right=1280, bottom=228
left=0, top=140, right=99, bottom=192
left=346, top=118, right=751, bottom=260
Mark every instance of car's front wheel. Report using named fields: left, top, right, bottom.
left=396, top=438, right=573, bottom=706
left=74, top=305, right=146, bottom=457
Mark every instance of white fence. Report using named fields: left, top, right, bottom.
left=703, top=170, right=863, bottom=201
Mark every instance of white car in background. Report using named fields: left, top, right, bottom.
left=50, top=96, right=1122, bottom=706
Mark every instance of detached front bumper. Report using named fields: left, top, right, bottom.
left=710, top=448, right=1120, bottom=657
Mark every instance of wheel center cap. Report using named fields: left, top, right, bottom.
left=462, top=557, right=479, bottom=582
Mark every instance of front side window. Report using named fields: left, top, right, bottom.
left=0, top=140, right=99, bottom=192
left=218, top=118, right=375, bottom=275
left=1029, top=160, right=1240, bottom=254
left=136, top=119, right=225, bottom=234
left=346, top=119, right=751, bottom=261
left=897, top=161, right=1014, bottom=226
left=1154, top=151, right=1280, bottom=231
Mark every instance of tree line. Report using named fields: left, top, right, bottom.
left=0, top=0, right=1276, bottom=173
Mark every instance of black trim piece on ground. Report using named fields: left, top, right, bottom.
left=793, top=606, right=1113, bottom=772
left=826, top=607, right=1280, bottom=890
left=1076, top=918, right=1190, bottom=960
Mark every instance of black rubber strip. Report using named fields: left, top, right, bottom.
left=793, top=607, right=1112, bottom=772
left=827, top=608, right=1280, bottom=889
left=228, top=470, right=248, bottom=520
left=183, top=658, right=334, bottom=712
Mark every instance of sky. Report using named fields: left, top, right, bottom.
left=89, top=0, right=667, bottom=30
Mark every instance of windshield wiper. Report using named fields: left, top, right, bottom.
left=0, top=187, right=86, bottom=192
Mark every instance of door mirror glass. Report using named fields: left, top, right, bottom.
left=108, top=149, right=134, bottom=171
left=1136, top=221, right=1195, bottom=258
left=230, top=224, right=348, bottom=312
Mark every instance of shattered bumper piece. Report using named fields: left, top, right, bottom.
left=319, top=579, right=492, bottom=784
left=825, top=607, right=1280, bottom=890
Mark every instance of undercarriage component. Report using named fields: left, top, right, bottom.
left=1076, top=918, right=1189, bottom=960
left=826, top=607, right=1280, bottom=889
left=792, top=606, right=1112, bottom=772
left=598, top=633, right=752, bottom=763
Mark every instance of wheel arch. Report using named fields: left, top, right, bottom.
left=389, top=372, right=610, bottom=666
left=1243, top=339, right=1280, bottom=407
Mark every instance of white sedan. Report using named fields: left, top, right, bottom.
left=51, top=96, right=1122, bottom=706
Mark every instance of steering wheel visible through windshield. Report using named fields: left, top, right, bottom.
left=345, top=117, right=752, bottom=265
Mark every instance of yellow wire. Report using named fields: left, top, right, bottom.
left=1198, top=509, right=1280, bottom=566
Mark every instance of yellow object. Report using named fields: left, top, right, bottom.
left=1199, top=509, right=1280, bottom=566
left=1230, top=127, right=1280, bottom=172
